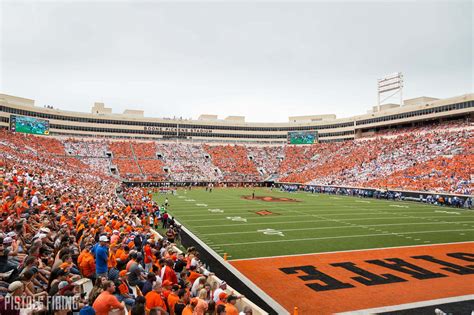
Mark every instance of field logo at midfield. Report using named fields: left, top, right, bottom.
left=241, top=195, right=300, bottom=202
left=208, top=209, right=224, bottom=213
left=254, top=210, right=279, bottom=216
left=257, top=228, right=285, bottom=236
left=226, top=216, right=247, bottom=222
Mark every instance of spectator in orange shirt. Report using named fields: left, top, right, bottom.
left=145, top=282, right=167, bottom=313
left=186, top=265, right=202, bottom=285
left=194, top=288, right=209, bottom=315
left=77, top=244, right=95, bottom=279
left=225, top=295, right=240, bottom=315
left=167, top=284, right=180, bottom=315
left=115, top=270, right=135, bottom=308
left=92, top=280, right=125, bottom=315
left=216, top=292, right=227, bottom=307
left=108, top=243, right=119, bottom=281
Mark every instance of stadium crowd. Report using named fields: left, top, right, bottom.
left=2, top=119, right=472, bottom=194
left=0, top=131, right=249, bottom=315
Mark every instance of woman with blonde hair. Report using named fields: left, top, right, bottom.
left=194, top=288, right=209, bottom=315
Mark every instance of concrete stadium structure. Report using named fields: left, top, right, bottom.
left=0, top=93, right=473, bottom=143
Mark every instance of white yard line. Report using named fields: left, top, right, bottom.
left=201, top=221, right=474, bottom=236
left=215, top=229, right=474, bottom=246
left=192, top=215, right=474, bottom=228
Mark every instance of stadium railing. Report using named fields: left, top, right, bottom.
left=277, top=182, right=473, bottom=206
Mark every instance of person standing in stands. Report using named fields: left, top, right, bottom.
left=166, top=226, right=176, bottom=243
left=93, top=236, right=109, bottom=279
left=162, top=211, right=169, bottom=229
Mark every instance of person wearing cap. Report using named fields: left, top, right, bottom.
left=161, top=279, right=173, bottom=300
left=145, top=282, right=167, bottom=313
left=92, top=280, right=125, bottom=315
left=213, top=280, right=227, bottom=302
left=114, top=270, right=135, bottom=308
left=30, top=191, right=40, bottom=207
left=94, top=235, right=109, bottom=278
left=225, top=295, right=240, bottom=315
left=216, top=292, right=228, bottom=306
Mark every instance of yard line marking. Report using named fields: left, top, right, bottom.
left=257, top=229, right=285, bottom=237
left=215, top=229, right=474, bottom=246
left=435, top=210, right=460, bottom=215
left=226, top=216, right=247, bottom=222
left=178, top=211, right=474, bottom=221
left=192, top=215, right=474, bottom=228
left=200, top=221, right=474, bottom=236
left=208, top=209, right=224, bottom=213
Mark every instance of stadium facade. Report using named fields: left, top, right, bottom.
left=1, top=93, right=473, bottom=143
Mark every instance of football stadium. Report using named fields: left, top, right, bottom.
left=1, top=1, right=473, bottom=315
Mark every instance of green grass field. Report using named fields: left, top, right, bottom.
left=153, top=188, right=474, bottom=260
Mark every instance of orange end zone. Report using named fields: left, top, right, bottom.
left=230, top=242, right=474, bottom=314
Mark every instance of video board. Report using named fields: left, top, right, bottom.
left=10, top=115, right=50, bottom=135
left=287, top=131, right=318, bottom=144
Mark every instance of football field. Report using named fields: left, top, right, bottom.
left=153, top=187, right=474, bottom=260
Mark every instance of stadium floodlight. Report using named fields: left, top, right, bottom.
left=377, top=72, right=404, bottom=111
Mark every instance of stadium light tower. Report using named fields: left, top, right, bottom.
left=377, top=72, right=404, bottom=111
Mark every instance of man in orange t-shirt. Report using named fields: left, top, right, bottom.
left=145, top=282, right=167, bottom=313
left=92, top=281, right=125, bottom=315
left=225, top=295, right=240, bottom=315
left=167, top=284, right=180, bottom=315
